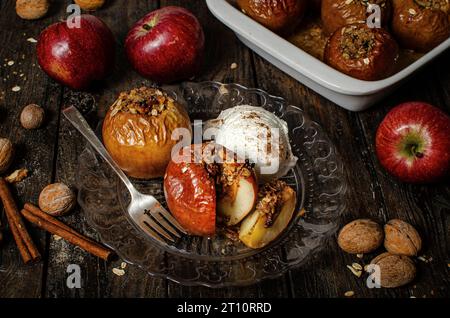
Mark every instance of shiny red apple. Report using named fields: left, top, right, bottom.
left=37, top=15, right=115, bottom=90
left=125, top=6, right=205, bottom=83
left=376, top=102, right=450, bottom=183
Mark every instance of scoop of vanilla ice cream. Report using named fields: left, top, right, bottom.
left=208, top=105, right=297, bottom=183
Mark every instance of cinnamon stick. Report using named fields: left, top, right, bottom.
left=21, top=207, right=114, bottom=261
left=24, top=203, right=99, bottom=246
left=0, top=178, right=41, bottom=264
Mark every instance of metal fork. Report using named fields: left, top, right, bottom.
left=63, top=106, right=186, bottom=243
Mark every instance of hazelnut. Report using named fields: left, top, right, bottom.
left=384, top=219, right=422, bottom=256
left=20, top=104, right=45, bottom=130
left=370, top=252, right=416, bottom=288
left=74, top=0, right=105, bottom=11
left=338, top=219, right=384, bottom=254
left=39, top=183, right=76, bottom=216
left=0, top=138, right=14, bottom=174
left=16, top=0, right=49, bottom=20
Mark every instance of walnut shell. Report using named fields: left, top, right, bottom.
left=74, top=0, right=105, bottom=11
left=39, top=183, right=76, bottom=216
left=370, top=252, right=416, bottom=288
left=338, top=219, right=384, bottom=254
left=16, top=0, right=49, bottom=20
left=384, top=219, right=422, bottom=256
left=0, top=138, right=14, bottom=174
left=20, top=104, right=45, bottom=130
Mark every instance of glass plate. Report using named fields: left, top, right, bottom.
left=76, top=81, right=347, bottom=287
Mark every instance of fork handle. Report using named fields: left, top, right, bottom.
left=63, top=106, right=137, bottom=194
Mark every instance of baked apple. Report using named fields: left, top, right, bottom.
left=321, top=0, right=392, bottom=35
left=324, top=24, right=399, bottom=80
left=391, top=0, right=450, bottom=52
left=102, top=87, right=192, bottom=179
left=164, top=143, right=258, bottom=236
left=237, top=0, right=308, bottom=34
left=239, top=180, right=296, bottom=249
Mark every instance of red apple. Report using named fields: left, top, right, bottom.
left=376, top=102, right=450, bottom=183
left=37, top=15, right=115, bottom=90
left=125, top=6, right=205, bottom=83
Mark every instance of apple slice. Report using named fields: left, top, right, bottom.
left=217, top=174, right=258, bottom=226
left=239, top=181, right=297, bottom=249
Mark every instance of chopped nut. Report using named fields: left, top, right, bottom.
left=112, top=268, right=125, bottom=276
left=352, top=262, right=363, bottom=271
left=53, top=234, right=62, bottom=241
left=26, top=37, right=37, bottom=43
left=347, top=265, right=362, bottom=277
left=408, top=8, right=417, bottom=15
left=356, top=253, right=364, bottom=259
left=5, top=168, right=28, bottom=183
left=120, top=262, right=127, bottom=269
left=230, top=63, right=238, bottom=70
left=344, top=291, right=355, bottom=297
left=7, top=61, right=14, bottom=66
left=12, top=86, right=21, bottom=92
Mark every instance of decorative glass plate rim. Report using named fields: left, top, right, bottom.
left=76, top=81, right=347, bottom=288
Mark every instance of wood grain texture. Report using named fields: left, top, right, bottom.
left=0, top=0, right=63, bottom=298
left=0, top=0, right=448, bottom=298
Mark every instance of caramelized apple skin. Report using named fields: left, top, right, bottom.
left=237, top=0, right=308, bottom=34
left=324, top=24, right=399, bottom=81
left=321, top=0, right=392, bottom=35
left=391, top=0, right=450, bottom=52
left=164, top=145, right=216, bottom=237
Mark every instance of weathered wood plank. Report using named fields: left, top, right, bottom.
left=0, top=0, right=63, bottom=298
left=43, top=0, right=167, bottom=298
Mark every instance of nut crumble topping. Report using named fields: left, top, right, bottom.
left=109, top=87, right=173, bottom=117
left=339, top=26, right=376, bottom=60
left=255, top=180, right=290, bottom=227
left=414, top=0, right=449, bottom=10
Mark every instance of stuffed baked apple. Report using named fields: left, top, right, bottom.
left=237, top=0, right=308, bottom=34
left=324, top=24, right=399, bottom=80
left=164, top=143, right=258, bottom=236
left=391, top=0, right=450, bottom=52
left=102, top=87, right=192, bottom=179
left=321, top=0, right=392, bottom=35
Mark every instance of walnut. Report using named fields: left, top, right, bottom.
left=16, top=0, right=49, bottom=20
left=0, top=138, right=14, bottom=174
left=370, top=252, right=416, bottom=288
left=384, top=219, right=422, bottom=256
left=39, top=183, right=76, bottom=216
left=338, top=219, right=384, bottom=254
left=74, top=0, right=105, bottom=11
left=20, top=104, right=45, bottom=130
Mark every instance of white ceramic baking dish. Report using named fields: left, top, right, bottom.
left=206, top=0, right=450, bottom=111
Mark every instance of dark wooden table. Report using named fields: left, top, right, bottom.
left=0, top=0, right=449, bottom=298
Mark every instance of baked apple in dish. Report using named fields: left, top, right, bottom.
left=239, top=180, right=297, bottom=249
left=324, top=24, right=399, bottom=80
left=164, top=143, right=258, bottom=236
left=321, top=0, right=392, bottom=35
left=391, top=0, right=450, bottom=52
left=237, top=0, right=308, bottom=34
left=102, top=87, right=192, bottom=179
